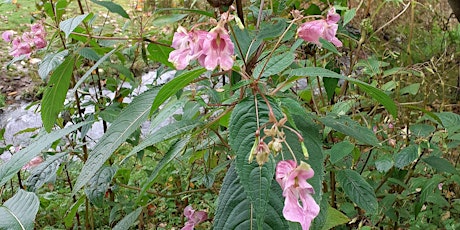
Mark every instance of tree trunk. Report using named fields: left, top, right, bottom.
left=449, top=0, right=460, bottom=22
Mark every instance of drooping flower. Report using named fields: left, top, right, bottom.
left=181, top=205, right=207, bottom=230
left=198, top=26, right=234, bottom=71
left=2, top=30, right=14, bottom=42
left=168, top=26, right=207, bottom=70
left=297, top=7, right=342, bottom=47
left=276, top=160, right=319, bottom=230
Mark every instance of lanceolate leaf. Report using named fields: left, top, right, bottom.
left=319, top=114, right=380, bottom=146
left=147, top=43, right=174, bottom=68
left=59, top=14, right=89, bottom=39
left=336, top=169, right=378, bottom=214
left=25, top=152, right=67, bottom=192
left=41, top=55, right=75, bottom=132
left=213, top=164, right=289, bottom=229
left=394, top=144, right=419, bottom=169
left=73, top=88, right=159, bottom=194
left=38, top=50, right=69, bottom=80
left=423, top=156, right=458, bottom=174
left=290, top=67, right=398, bottom=118
left=140, top=136, right=191, bottom=196
left=85, top=166, right=118, bottom=207
left=0, top=122, right=89, bottom=187
left=150, top=68, right=206, bottom=115
left=91, top=0, right=129, bottom=19
left=0, top=190, right=40, bottom=230
left=113, top=207, right=142, bottom=230
left=253, top=52, right=295, bottom=79
left=228, top=96, right=282, bottom=228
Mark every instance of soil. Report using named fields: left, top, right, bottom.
left=0, top=60, right=41, bottom=106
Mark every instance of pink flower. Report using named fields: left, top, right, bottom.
left=34, top=36, right=47, bottom=49
left=2, top=30, right=14, bottom=42
left=22, top=156, right=43, bottom=170
left=198, top=26, right=234, bottom=71
left=181, top=205, right=207, bottom=230
left=168, top=27, right=206, bottom=70
left=297, top=7, right=342, bottom=47
left=276, top=160, right=319, bottom=230
left=10, top=42, right=32, bottom=57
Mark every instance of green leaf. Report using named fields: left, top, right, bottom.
left=343, top=8, right=356, bottom=26
left=0, top=122, right=89, bottom=187
left=394, top=145, right=418, bottom=169
left=73, top=88, right=159, bottom=194
left=155, top=8, right=214, bottom=17
left=319, top=38, right=340, bottom=56
left=25, top=152, right=67, bottom=192
left=229, top=96, right=283, bottom=228
left=140, top=136, right=191, bottom=195
left=152, top=14, right=188, bottom=27
left=85, top=166, right=118, bottom=207
left=150, top=68, right=206, bottom=115
left=336, top=169, right=378, bottom=214
left=147, top=43, right=174, bottom=68
left=59, top=14, right=89, bottom=39
left=423, top=156, right=458, bottom=174
left=256, top=19, right=287, bottom=40
left=213, top=164, right=288, bottom=229
left=122, top=120, right=199, bottom=163
left=0, top=190, right=39, bottom=230
left=78, top=47, right=100, bottom=61
left=322, top=77, right=339, bottom=100
left=253, top=52, right=295, bottom=78
left=409, top=124, right=435, bottom=137
left=322, top=206, right=349, bottom=230
left=91, top=0, right=129, bottom=19
left=375, top=154, right=394, bottom=173
left=319, top=114, right=379, bottom=146
left=38, top=50, right=69, bottom=80
left=71, top=48, right=117, bottom=93
left=400, top=83, right=420, bottom=95
left=41, top=55, right=75, bottom=132
left=290, top=67, right=398, bottom=118
left=329, top=141, right=354, bottom=164
left=113, top=207, right=142, bottom=230
left=64, top=196, right=85, bottom=228
left=149, top=97, right=187, bottom=132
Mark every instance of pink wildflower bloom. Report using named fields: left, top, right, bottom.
left=33, top=36, right=47, bottom=49
left=168, top=27, right=206, bottom=70
left=276, top=160, right=319, bottom=230
left=31, top=23, right=45, bottom=36
left=199, top=26, right=234, bottom=71
left=297, top=7, right=342, bottom=47
left=22, top=156, right=43, bottom=170
left=181, top=205, right=207, bottom=230
left=2, top=30, right=14, bottom=42
left=10, top=42, right=32, bottom=57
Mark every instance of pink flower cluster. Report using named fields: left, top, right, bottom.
left=181, top=205, right=207, bottom=230
left=276, top=160, right=319, bottom=230
left=2, top=22, right=47, bottom=57
left=298, top=7, right=342, bottom=48
left=168, top=25, right=234, bottom=71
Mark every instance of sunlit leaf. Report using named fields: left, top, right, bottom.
left=59, top=14, right=89, bottom=39
left=91, top=0, right=129, bottom=19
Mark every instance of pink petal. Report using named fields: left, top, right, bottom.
left=2, top=30, right=14, bottom=42
left=181, top=222, right=195, bottom=230
left=184, top=205, right=194, bottom=219
left=192, top=210, right=207, bottom=224
left=297, top=20, right=325, bottom=45
left=283, top=187, right=320, bottom=230
left=22, top=156, right=43, bottom=170
left=326, top=7, right=340, bottom=24
left=34, top=37, right=47, bottom=49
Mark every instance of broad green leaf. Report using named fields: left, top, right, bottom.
left=113, top=207, right=142, bottom=230
left=436, top=112, right=460, bottom=134
left=400, top=83, right=420, bottom=95
left=78, top=47, right=100, bottom=61
left=423, top=156, right=458, bottom=174
left=150, top=68, right=206, bottom=115
left=319, top=114, right=379, bottom=146
left=64, top=196, right=85, bottom=228
left=38, top=50, right=69, bottom=80
left=85, top=166, right=118, bottom=207
left=91, top=0, right=129, bottom=19
left=59, top=14, right=89, bottom=39
left=25, top=152, right=67, bottom=192
left=147, top=43, right=174, bottom=68
left=322, top=206, right=349, bottom=230
left=409, top=124, right=435, bottom=137
left=213, top=164, right=288, bottom=229
left=253, top=52, right=295, bottom=79
left=290, top=67, right=398, bottom=118
left=152, top=14, right=188, bottom=27
left=256, top=19, right=287, bottom=40
left=141, top=136, right=191, bottom=195
left=73, top=88, right=159, bottom=194
left=230, top=25, right=262, bottom=63
left=319, top=38, right=340, bottom=55
left=0, top=190, right=39, bottom=230
left=123, top=120, right=199, bottom=164
left=329, top=141, right=354, bottom=164
left=229, top=96, right=282, bottom=228
left=41, top=55, right=75, bottom=132
left=394, top=145, right=419, bottom=169
left=71, top=48, right=117, bottom=93
left=375, top=154, right=394, bottom=173
left=343, top=8, right=356, bottom=26
left=322, top=77, right=339, bottom=100
left=0, top=122, right=89, bottom=187
left=336, top=169, right=378, bottom=214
